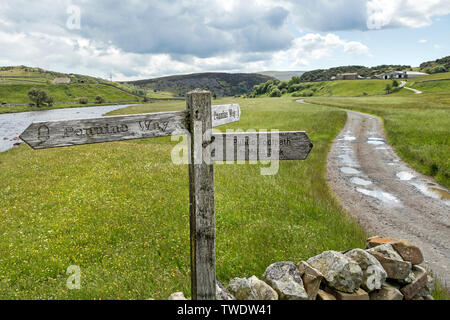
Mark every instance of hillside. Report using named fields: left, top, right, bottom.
left=0, top=83, right=139, bottom=105
left=0, top=66, right=107, bottom=84
left=0, top=66, right=141, bottom=111
left=419, top=56, right=450, bottom=74
left=257, top=71, right=305, bottom=81
left=300, top=65, right=412, bottom=82
left=125, top=72, right=274, bottom=97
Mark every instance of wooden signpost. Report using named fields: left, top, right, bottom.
left=20, top=90, right=313, bottom=300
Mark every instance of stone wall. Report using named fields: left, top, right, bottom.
left=168, top=236, right=435, bottom=301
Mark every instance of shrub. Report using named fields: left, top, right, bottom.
left=78, top=97, right=89, bottom=104
left=300, top=89, right=314, bottom=97
left=28, top=88, right=54, bottom=108
left=392, top=80, right=399, bottom=87
left=269, top=88, right=282, bottom=97
left=385, top=84, right=392, bottom=94
left=95, top=95, right=105, bottom=104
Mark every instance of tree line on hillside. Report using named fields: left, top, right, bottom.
left=26, top=88, right=105, bottom=108
left=247, top=77, right=402, bottom=98
left=247, top=77, right=323, bottom=98
left=419, top=56, right=450, bottom=74
left=300, top=65, right=412, bottom=82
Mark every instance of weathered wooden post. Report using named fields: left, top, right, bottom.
left=187, top=90, right=216, bottom=300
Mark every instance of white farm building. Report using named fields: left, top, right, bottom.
left=380, top=71, right=428, bottom=80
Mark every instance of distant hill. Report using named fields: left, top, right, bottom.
left=300, top=65, right=412, bottom=82
left=257, top=71, right=305, bottom=81
left=0, top=66, right=108, bottom=84
left=125, top=72, right=274, bottom=97
left=419, top=56, right=450, bottom=74
left=0, top=66, right=140, bottom=106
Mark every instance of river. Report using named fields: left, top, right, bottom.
left=0, top=105, right=132, bottom=152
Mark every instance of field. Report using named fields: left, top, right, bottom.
left=282, top=79, right=394, bottom=98
left=0, top=84, right=139, bottom=105
left=305, top=91, right=450, bottom=188
left=0, top=97, right=371, bottom=299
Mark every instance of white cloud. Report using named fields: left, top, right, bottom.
left=271, top=34, right=370, bottom=69
left=418, top=39, right=428, bottom=43
left=0, top=0, right=446, bottom=79
left=367, top=0, right=450, bottom=29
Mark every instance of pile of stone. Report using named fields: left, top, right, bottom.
left=169, top=236, right=436, bottom=301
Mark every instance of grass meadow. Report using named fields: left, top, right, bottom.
left=305, top=91, right=450, bottom=188
left=0, top=83, right=139, bottom=111
left=0, top=97, right=371, bottom=299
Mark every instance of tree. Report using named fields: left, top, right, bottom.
left=269, top=88, right=282, bottom=97
left=212, top=92, right=217, bottom=100
left=28, top=88, right=54, bottom=108
left=78, top=97, right=89, bottom=104
left=392, top=80, right=399, bottom=87
left=95, top=95, right=105, bottom=104
left=385, top=84, right=392, bottom=94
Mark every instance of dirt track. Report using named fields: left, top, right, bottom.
left=326, top=109, right=450, bottom=288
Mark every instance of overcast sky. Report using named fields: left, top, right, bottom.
left=0, top=0, right=449, bottom=80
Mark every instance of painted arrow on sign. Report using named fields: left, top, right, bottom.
left=20, top=104, right=241, bottom=150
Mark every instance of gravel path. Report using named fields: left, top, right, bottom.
left=400, top=81, right=422, bottom=94
left=326, top=109, right=449, bottom=288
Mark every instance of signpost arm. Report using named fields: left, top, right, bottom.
left=187, top=90, right=216, bottom=300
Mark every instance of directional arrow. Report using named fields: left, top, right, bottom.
left=20, top=104, right=241, bottom=150
left=211, top=131, right=313, bottom=162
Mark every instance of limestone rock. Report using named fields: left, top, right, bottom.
left=367, top=236, right=424, bottom=265
left=400, top=266, right=428, bottom=300
left=345, top=249, right=387, bottom=292
left=262, top=262, right=308, bottom=300
left=369, top=283, right=404, bottom=300
left=367, top=244, right=412, bottom=280
left=417, top=274, right=435, bottom=297
left=307, top=251, right=363, bottom=293
left=398, top=271, right=416, bottom=285
left=316, top=289, right=336, bottom=300
left=227, top=276, right=278, bottom=300
left=169, top=292, right=188, bottom=300
left=325, top=287, right=369, bottom=300
left=216, top=281, right=235, bottom=300
left=298, top=261, right=324, bottom=300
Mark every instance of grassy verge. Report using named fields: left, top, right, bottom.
left=305, top=93, right=450, bottom=188
left=0, top=102, right=140, bottom=115
left=0, top=97, right=369, bottom=299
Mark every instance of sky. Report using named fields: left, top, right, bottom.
left=0, top=0, right=449, bottom=81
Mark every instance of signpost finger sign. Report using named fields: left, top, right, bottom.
left=20, top=90, right=313, bottom=300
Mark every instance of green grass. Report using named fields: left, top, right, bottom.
left=0, top=102, right=141, bottom=115
left=408, top=72, right=450, bottom=82
left=0, top=97, right=369, bottom=299
left=410, top=80, right=450, bottom=93
left=432, top=281, right=450, bottom=300
left=0, top=83, right=139, bottom=106
left=284, top=80, right=394, bottom=98
left=320, top=80, right=393, bottom=96
left=305, top=92, right=450, bottom=188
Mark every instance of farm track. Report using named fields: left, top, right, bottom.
left=323, top=107, right=450, bottom=288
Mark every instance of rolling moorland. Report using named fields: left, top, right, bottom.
left=125, top=72, right=274, bottom=97
left=0, top=59, right=449, bottom=299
